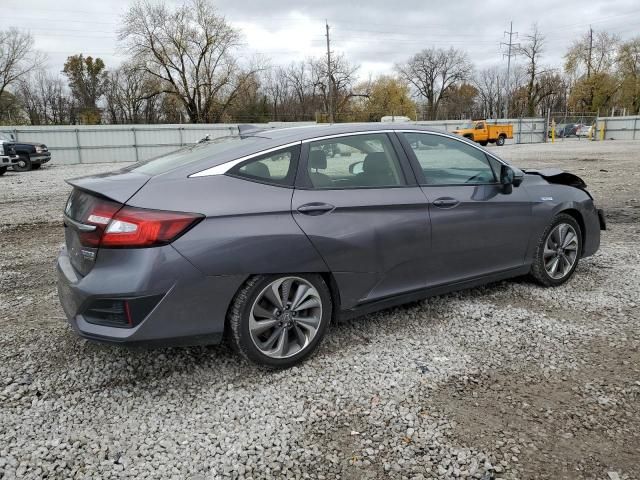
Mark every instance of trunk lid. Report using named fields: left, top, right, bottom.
left=64, top=171, right=150, bottom=276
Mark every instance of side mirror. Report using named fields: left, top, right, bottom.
left=349, top=161, right=364, bottom=175
left=500, top=165, right=515, bottom=194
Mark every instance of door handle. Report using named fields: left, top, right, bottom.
left=297, top=202, right=335, bottom=215
left=432, top=197, right=460, bottom=208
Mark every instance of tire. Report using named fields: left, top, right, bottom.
left=14, top=155, right=32, bottom=172
left=227, top=274, right=332, bottom=368
left=496, top=135, right=506, bottom=146
left=0, top=166, right=6, bottom=176
left=31, top=163, right=42, bottom=170
left=530, top=213, right=582, bottom=287
left=479, top=141, right=488, bottom=146
left=464, top=135, right=474, bottom=142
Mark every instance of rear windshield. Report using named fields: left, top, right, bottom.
left=128, top=136, right=264, bottom=175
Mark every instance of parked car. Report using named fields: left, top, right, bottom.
left=57, top=124, right=605, bottom=368
left=452, top=120, right=513, bottom=146
left=0, top=139, right=19, bottom=175
left=0, top=132, right=52, bottom=171
left=576, top=124, right=593, bottom=137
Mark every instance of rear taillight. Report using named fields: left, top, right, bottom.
left=100, top=207, right=202, bottom=247
left=73, top=195, right=202, bottom=248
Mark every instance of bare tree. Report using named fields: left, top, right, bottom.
left=474, top=67, right=506, bottom=119
left=105, top=64, right=161, bottom=124
left=0, top=28, right=44, bottom=99
left=565, top=30, right=620, bottom=79
left=17, top=70, right=73, bottom=125
left=119, top=0, right=263, bottom=123
left=397, top=47, right=472, bottom=120
left=517, top=24, right=558, bottom=117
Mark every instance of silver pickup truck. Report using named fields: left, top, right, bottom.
left=0, top=139, right=18, bottom=176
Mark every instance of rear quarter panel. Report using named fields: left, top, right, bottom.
left=126, top=174, right=328, bottom=276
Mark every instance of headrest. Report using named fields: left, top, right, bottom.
left=310, top=150, right=327, bottom=170
left=363, top=152, right=391, bottom=174
left=243, top=161, right=270, bottom=178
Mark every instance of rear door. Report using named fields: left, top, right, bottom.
left=398, top=131, right=533, bottom=285
left=291, top=132, right=431, bottom=308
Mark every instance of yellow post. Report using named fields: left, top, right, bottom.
left=551, top=119, right=555, bottom=143
left=599, top=121, right=606, bottom=141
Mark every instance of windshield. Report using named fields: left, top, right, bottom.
left=128, top=135, right=264, bottom=175
left=459, top=122, right=473, bottom=129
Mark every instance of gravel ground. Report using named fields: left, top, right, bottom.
left=1, top=139, right=639, bottom=479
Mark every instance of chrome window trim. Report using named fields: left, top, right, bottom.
left=189, top=129, right=509, bottom=178
left=189, top=141, right=302, bottom=177
left=300, top=130, right=396, bottom=143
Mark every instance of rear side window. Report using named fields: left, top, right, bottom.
left=307, top=133, right=405, bottom=189
left=228, top=145, right=300, bottom=187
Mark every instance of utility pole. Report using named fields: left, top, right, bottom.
left=325, top=20, right=334, bottom=123
left=501, top=21, right=519, bottom=119
left=587, top=26, right=593, bottom=79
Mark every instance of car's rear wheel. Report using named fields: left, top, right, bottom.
left=0, top=166, right=6, bottom=176
left=14, top=155, right=32, bottom=172
left=228, top=274, right=332, bottom=368
left=531, top=213, right=582, bottom=287
left=496, top=135, right=506, bottom=146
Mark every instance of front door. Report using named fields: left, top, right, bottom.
left=398, top=131, right=533, bottom=286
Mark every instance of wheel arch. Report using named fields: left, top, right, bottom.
left=558, top=208, right=586, bottom=254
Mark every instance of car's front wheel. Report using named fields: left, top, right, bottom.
left=228, top=274, right=332, bottom=368
left=531, top=213, right=582, bottom=287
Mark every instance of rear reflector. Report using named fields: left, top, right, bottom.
left=83, top=295, right=164, bottom=328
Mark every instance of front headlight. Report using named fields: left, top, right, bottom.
left=35, top=145, right=45, bottom=153
left=0, top=144, right=4, bottom=155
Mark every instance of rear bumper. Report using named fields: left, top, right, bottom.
left=56, top=244, right=245, bottom=346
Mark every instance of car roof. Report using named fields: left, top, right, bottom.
left=254, top=123, right=444, bottom=142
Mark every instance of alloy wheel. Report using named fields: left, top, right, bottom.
left=543, top=223, right=579, bottom=279
left=249, top=277, right=323, bottom=359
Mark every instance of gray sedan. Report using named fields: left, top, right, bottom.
left=57, top=124, right=605, bottom=368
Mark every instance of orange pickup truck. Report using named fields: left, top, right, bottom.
left=452, top=120, right=513, bottom=146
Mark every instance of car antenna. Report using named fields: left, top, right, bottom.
left=238, top=124, right=268, bottom=139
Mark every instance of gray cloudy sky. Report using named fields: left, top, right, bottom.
left=5, top=0, right=640, bottom=78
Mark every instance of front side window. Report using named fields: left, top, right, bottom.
left=401, top=133, right=497, bottom=185
left=307, top=133, right=404, bottom=189
left=228, top=145, right=299, bottom=186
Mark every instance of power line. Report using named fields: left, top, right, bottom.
left=325, top=20, right=334, bottom=124
left=501, top=21, right=519, bottom=118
